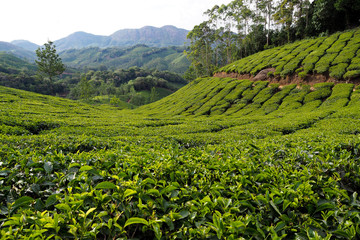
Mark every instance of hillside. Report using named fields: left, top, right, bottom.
left=138, top=77, right=359, bottom=119
left=59, top=45, right=190, bottom=74
left=11, top=40, right=39, bottom=52
left=3, top=27, right=360, bottom=239
left=55, top=25, right=189, bottom=51
left=1, top=78, right=360, bottom=238
left=217, top=29, right=360, bottom=82
left=0, top=52, right=37, bottom=74
left=0, top=41, right=36, bottom=61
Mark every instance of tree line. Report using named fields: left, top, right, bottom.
left=185, top=0, right=360, bottom=78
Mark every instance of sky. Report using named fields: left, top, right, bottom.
left=1, top=0, right=233, bottom=45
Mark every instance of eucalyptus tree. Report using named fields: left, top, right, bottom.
left=185, top=21, right=217, bottom=77
left=255, top=0, right=275, bottom=45
left=273, top=0, right=295, bottom=43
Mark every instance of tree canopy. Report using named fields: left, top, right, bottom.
left=35, top=41, right=65, bottom=81
left=185, top=0, right=360, bottom=78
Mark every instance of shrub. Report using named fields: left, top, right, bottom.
left=338, top=31, right=354, bottom=41
left=343, top=70, right=360, bottom=79
left=303, top=83, right=334, bottom=103
left=329, top=63, right=349, bottom=79
left=298, top=71, right=308, bottom=79
left=320, top=83, right=354, bottom=109
left=278, top=85, right=310, bottom=110
left=347, top=57, right=360, bottom=70
left=252, top=84, right=280, bottom=104
left=314, top=53, right=338, bottom=73
left=223, top=80, right=253, bottom=103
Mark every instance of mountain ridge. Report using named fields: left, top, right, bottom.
left=54, top=25, right=189, bottom=51
left=11, top=40, right=39, bottom=52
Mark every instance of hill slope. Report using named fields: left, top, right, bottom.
left=217, top=28, right=360, bottom=82
left=138, top=77, right=359, bottom=120
left=11, top=40, right=39, bottom=52
left=0, top=41, right=36, bottom=61
left=59, top=45, right=190, bottom=73
left=1, top=82, right=360, bottom=238
left=3, top=29, right=360, bottom=239
left=0, top=52, right=37, bottom=74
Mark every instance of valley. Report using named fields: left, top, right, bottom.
left=1, top=2, right=360, bottom=238
left=1, top=29, right=360, bottom=238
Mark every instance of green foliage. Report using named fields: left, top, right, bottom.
left=329, top=63, right=349, bottom=79
left=0, top=52, right=37, bottom=75
left=67, top=67, right=187, bottom=106
left=60, top=45, right=190, bottom=74
left=186, top=0, right=360, bottom=78
left=217, top=29, right=360, bottom=81
left=303, top=83, right=334, bottom=103
left=314, top=53, right=338, bottom=73
left=35, top=41, right=65, bottom=81
left=343, top=69, right=360, bottom=79
left=1, top=77, right=360, bottom=239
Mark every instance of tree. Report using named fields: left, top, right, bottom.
left=78, top=76, right=94, bottom=100
left=149, top=87, right=159, bottom=103
left=255, top=0, right=275, bottom=45
left=185, top=21, right=216, bottom=77
left=35, top=41, right=65, bottom=82
left=274, top=0, right=295, bottom=43
left=334, top=0, right=360, bottom=28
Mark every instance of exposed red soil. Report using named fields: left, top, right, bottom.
left=214, top=70, right=360, bottom=87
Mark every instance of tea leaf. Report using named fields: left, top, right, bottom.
left=44, top=161, right=53, bottom=174
left=124, top=217, right=148, bottom=228
left=95, top=181, right=117, bottom=190
left=123, top=189, right=137, bottom=198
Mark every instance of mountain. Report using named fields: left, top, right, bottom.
left=0, top=41, right=36, bottom=61
left=109, top=25, right=189, bottom=48
left=54, top=25, right=189, bottom=51
left=11, top=40, right=39, bottom=52
left=54, top=32, right=109, bottom=51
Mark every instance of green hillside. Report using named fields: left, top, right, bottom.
left=3, top=27, right=360, bottom=239
left=137, top=77, right=358, bottom=118
left=60, top=45, right=190, bottom=74
left=2, top=75, right=360, bottom=238
left=0, top=52, right=37, bottom=75
left=219, top=29, right=360, bottom=81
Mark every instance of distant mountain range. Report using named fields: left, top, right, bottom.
left=0, top=41, right=36, bottom=60
left=0, top=26, right=191, bottom=73
left=6, top=25, right=189, bottom=53
left=54, top=25, right=190, bottom=51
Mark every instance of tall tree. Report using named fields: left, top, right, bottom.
left=185, top=21, right=216, bottom=77
left=273, top=0, right=295, bottom=43
left=35, top=41, right=65, bottom=82
left=256, top=0, right=275, bottom=45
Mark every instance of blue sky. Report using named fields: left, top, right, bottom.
left=2, top=0, right=232, bottom=45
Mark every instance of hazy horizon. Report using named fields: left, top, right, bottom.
left=2, top=0, right=232, bottom=45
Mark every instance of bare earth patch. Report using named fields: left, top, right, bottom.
left=214, top=70, right=360, bottom=86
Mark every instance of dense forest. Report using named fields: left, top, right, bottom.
left=185, top=0, right=360, bottom=78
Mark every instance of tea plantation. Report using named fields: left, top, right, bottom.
left=2, top=31, right=360, bottom=239
left=219, top=28, right=360, bottom=80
